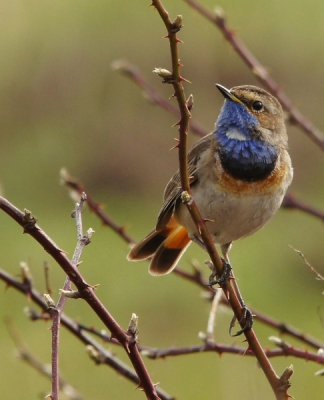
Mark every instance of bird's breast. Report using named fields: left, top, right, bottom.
left=217, top=161, right=288, bottom=196
left=174, top=149, right=292, bottom=245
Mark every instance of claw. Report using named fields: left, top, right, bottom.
left=229, top=306, right=254, bottom=337
left=208, top=258, right=232, bottom=287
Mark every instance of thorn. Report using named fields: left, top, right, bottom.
left=176, top=38, right=184, bottom=44
left=180, top=76, right=191, bottom=84
left=169, top=143, right=180, bottom=151
left=125, top=343, right=130, bottom=353
left=172, top=121, right=181, bottom=127
left=169, top=93, right=176, bottom=99
left=134, top=383, right=144, bottom=392
left=163, top=35, right=170, bottom=39
left=58, top=249, right=69, bottom=256
left=178, top=59, right=183, bottom=67
left=202, top=218, right=214, bottom=223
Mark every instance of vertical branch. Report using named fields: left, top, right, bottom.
left=44, top=294, right=60, bottom=400
left=150, top=2, right=291, bottom=399
left=151, top=0, right=226, bottom=295
left=151, top=2, right=191, bottom=193
left=57, top=193, right=91, bottom=313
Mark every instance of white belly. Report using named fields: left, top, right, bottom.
left=175, top=178, right=286, bottom=246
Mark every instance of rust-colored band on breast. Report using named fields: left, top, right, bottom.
left=218, top=163, right=287, bottom=196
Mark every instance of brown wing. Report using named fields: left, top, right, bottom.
left=156, top=132, right=214, bottom=231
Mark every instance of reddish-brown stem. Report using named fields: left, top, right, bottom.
left=0, top=196, right=162, bottom=400
left=61, top=169, right=135, bottom=245
left=151, top=2, right=290, bottom=398
left=48, top=303, right=60, bottom=400
left=2, top=267, right=324, bottom=374
left=282, top=193, right=324, bottom=221
left=0, top=268, right=173, bottom=400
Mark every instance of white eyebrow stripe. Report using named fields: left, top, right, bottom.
left=226, top=128, right=246, bottom=141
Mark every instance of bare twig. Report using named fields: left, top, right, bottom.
left=45, top=193, right=93, bottom=400
left=282, top=193, right=324, bottom=222
left=64, top=321, right=324, bottom=366
left=205, top=289, right=223, bottom=342
left=60, top=168, right=135, bottom=245
left=290, top=246, right=324, bottom=281
left=57, top=192, right=92, bottom=313
left=44, top=294, right=60, bottom=400
left=4, top=272, right=324, bottom=378
left=141, top=341, right=324, bottom=364
left=44, top=261, right=52, bottom=296
left=183, top=0, right=324, bottom=151
left=5, top=317, right=85, bottom=400
left=0, top=268, right=174, bottom=400
left=0, top=196, right=166, bottom=400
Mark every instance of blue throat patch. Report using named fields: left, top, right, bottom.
left=214, top=100, right=278, bottom=182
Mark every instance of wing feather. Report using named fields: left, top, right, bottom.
left=156, top=133, right=214, bottom=230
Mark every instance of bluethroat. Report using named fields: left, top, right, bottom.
left=128, top=85, right=293, bottom=276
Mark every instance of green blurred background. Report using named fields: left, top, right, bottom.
left=0, top=1, right=323, bottom=399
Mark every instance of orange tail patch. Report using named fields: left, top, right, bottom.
left=127, top=216, right=191, bottom=276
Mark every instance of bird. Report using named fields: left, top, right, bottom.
left=127, top=84, right=293, bottom=277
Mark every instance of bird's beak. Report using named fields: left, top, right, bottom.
left=215, top=84, right=243, bottom=104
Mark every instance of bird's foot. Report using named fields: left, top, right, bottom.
left=229, top=305, right=254, bottom=337
left=208, top=258, right=232, bottom=287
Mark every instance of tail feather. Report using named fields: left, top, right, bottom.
left=127, top=216, right=191, bottom=275
left=127, top=228, right=166, bottom=261
left=149, top=225, right=191, bottom=276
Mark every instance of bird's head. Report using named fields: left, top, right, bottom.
left=215, top=84, right=287, bottom=148
left=214, top=84, right=288, bottom=182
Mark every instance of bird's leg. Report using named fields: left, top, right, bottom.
left=207, top=242, right=232, bottom=287
left=193, top=235, right=253, bottom=335
left=221, top=244, right=254, bottom=337
left=189, top=235, right=232, bottom=286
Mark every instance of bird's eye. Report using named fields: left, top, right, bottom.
left=252, top=101, right=263, bottom=111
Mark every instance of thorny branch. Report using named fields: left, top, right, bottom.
left=0, top=196, right=169, bottom=400
left=61, top=169, right=324, bottom=351
left=150, top=2, right=291, bottom=398
left=2, top=267, right=324, bottom=383
left=5, top=317, right=85, bottom=400
left=0, top=2, right=323, bottom=399
left=0, top=269, right=173, bottom=400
